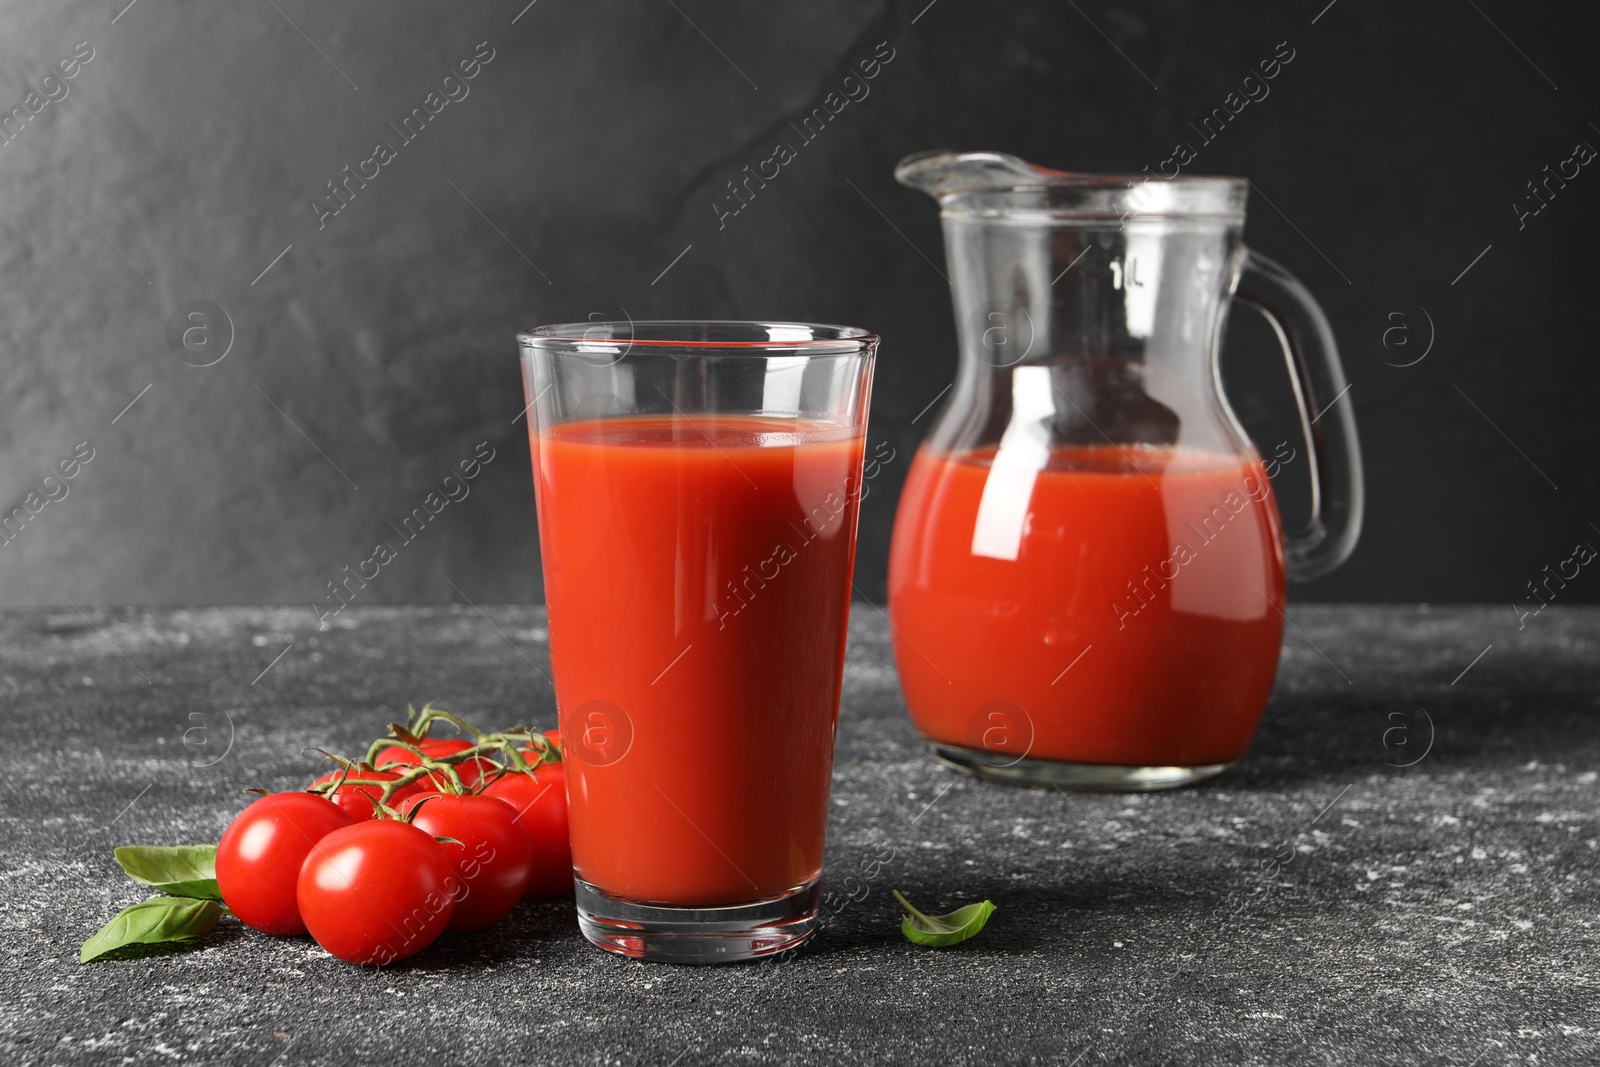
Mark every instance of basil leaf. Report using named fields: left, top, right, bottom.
left=80, top=897, right=223, bottom=962
left=113, top=845, right=221, bottom=900
left=893, top=889, right=996, bottom=948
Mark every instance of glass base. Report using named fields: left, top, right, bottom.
left=574, top=877, right=819, bottom=964
left=929, top=741, right=1234, bottom=791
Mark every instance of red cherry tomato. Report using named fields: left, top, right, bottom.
left=296, top=820, right=458, bottom=965
left=217, top=792, right=353, bottom=936
left=401, top=794, right=533, bottom=930
left=309, top=768, right=421, bottom=820
left=376, top=738, right=495, bottom=793
left=480, top=762, right=572, bottom=898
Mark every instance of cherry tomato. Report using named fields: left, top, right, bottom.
left=309, top=767, right=421, bottom=820
left=297, top=820, right=458, bottom=965
left=401, top=794, right=532, bottom=930
left=217, top=792, right=353, bottom=936
left=376, top=738, right=495, bottom=793
left=480, top=762, right=572, bottom=898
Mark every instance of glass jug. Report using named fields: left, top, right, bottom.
left=886, top=151, right=1363, bottom=790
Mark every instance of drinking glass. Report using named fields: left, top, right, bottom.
left=517, top=321, right=876, bottom=962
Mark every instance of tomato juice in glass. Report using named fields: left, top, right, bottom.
left=535, top=416, right=863, bottom=903
left=518, top=322, right=876, bottom=963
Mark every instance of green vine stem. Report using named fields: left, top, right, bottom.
left=300, top=703, right=563, bottom=817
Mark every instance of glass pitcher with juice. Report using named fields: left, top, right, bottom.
left=887, top=151, right=1363, bottom=790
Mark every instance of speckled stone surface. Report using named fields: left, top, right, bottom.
left=1, top=604, right=1595, bottom=1065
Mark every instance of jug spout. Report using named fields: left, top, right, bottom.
left=893, top=150, right=1059, bottom=201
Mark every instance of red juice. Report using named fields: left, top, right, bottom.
left=888, top=444, right=1287, bottom=768
left=532, top=415, right=864, bottom=905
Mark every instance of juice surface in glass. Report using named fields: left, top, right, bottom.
left=533, top=414, right=864, bottom=906
left=888, top=444, right=1287, bottom=768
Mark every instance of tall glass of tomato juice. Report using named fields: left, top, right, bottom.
left=517, top=321, right=877, bottom=963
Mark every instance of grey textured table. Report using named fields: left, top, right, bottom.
left=2, top=605, right=1595, bottom=1066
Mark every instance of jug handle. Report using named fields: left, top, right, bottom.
left=1232, top=250, right=1365, bottom=582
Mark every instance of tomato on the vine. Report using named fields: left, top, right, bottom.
left=402, top=794, right=533, bottom=930
left=296, top=820, right=458, bottom=965
left=217, top=792, right=353, bottom=936
left=480, top=761, right=572, bottom=898
left=375, top=737, right=494, bottom=793
left=310, top=767, right=420, bottom=820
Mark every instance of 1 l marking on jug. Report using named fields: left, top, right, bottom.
left=1108, top=257, right=1145, bottom=289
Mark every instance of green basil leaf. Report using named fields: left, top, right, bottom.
left=893, top=889, right=996, bottom=948
left=113, top=845, right=221, bottom=900
left=80, top=897, right=223, bottom=962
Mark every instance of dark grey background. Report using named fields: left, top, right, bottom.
left=1, top=0, right=1594, bottom=613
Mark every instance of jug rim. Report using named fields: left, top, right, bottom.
left=896, top=150, right=1247, bottom=220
